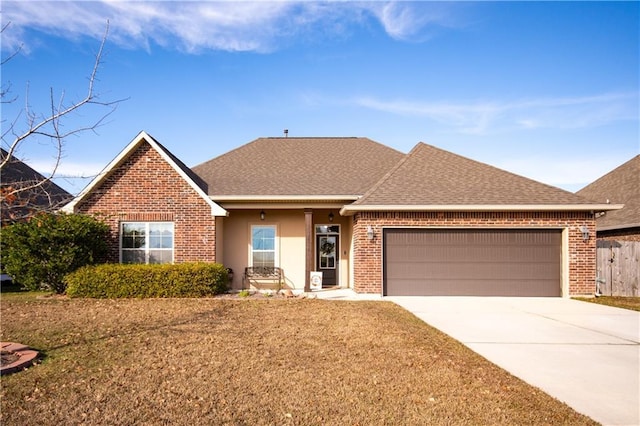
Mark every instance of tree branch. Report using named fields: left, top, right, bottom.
left=1, top=20, right=128, bottom=222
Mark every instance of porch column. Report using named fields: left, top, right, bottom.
left=304, top=208, right=313, bottom=292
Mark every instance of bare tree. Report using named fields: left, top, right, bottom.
left=1, top=21, right=125, bottom=224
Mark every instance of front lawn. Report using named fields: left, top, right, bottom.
left=1, top=295, right=595, bottom=425
left=573, top=295, right=640, bottom=312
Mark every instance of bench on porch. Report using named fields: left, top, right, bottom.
left=242, top=266, right=284, bottom=290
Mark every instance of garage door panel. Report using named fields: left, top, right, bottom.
left=386, top=244, right=557, bottom=263
left=383, top=229, right=562, bottom=297
left=388, top=279, right=559, bottom=297
left=388, top=261, right=559, bottom=281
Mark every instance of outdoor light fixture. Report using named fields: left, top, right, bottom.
left=366, top=225, right=374, bottom=241
left=260, top=210, right=266, bottom=221
left=328, top=212, right=334, bottom=222
left=580, top=225, right=590, bottom=241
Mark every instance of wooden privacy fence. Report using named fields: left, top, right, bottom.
left=596, top=240, right=639, bottom=297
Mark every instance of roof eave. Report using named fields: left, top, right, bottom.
left=596, top=222, right=640, bottom=232
left=339, top=204, right=624, bottom=216
left=210, top=195, right=360, bottom=202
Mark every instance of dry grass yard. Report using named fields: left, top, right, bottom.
left=573, top=295, right=640, bottom=312
left=1, top=294, right=596, bottom=425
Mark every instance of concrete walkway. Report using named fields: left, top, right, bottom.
left=387, top=297, right=640, bottom=426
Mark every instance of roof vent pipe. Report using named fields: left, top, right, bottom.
left=284, top=129, right=288, bottom=138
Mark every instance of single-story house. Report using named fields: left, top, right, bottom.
left=576, top=155, right=639, bottom=242
left=1, top=148, right=72, bottom=225
left=62, top=131, right=621, bottom=297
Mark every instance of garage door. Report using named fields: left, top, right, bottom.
left=383, top=229, right=562, bottom=297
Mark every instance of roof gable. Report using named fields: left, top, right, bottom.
left=576, top=155, right=639, bottom=230
left=62, top=131, right=226, bottom=216
left=191, top=137, right=404, bottom=199
left=343, top=143, right=620, bottom=213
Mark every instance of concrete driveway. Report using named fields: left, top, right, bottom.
left=388, top=297, right=640, bottom=426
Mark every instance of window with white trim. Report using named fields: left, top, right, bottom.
left=121, top=222, right=174, bottom=264
left=251, top=225, right=276, bottom=267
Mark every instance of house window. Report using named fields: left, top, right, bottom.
left=251, top=225, right=276, bottom=268
left=121, top=222, right=174, bottom=264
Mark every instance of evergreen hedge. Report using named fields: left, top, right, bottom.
left=65, top=263, right=228, bottom=298
left=1, top=213, right=109, bottom=293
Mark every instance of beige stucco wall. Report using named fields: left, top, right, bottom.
left=220, top=208, right=350, bottom=291
left=215, top=216, right=224, bottom=268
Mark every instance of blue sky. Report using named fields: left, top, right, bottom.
left=2, top=1, right=638, bottom=195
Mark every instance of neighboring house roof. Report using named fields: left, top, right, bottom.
left=1, top=148, right=72, bottom=223
left=342, top=143, right=620, bottom=214
left=62, top=131, right=227, bottom=216
left=576, top=155, right=639, bottom=231
left=191, top=137, right=404, bottom=200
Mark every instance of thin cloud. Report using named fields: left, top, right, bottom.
left=1, top=1, right=460, bottom=53
left=28, top=160, right=106, bottom=179
left=355, top=92, right=639, bottom=134
left=366, top=1, right=463, bottom=41
left=24, top=159, right=103, bottom=196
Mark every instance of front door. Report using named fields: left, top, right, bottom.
left=316, top=233, right=339, bottom=287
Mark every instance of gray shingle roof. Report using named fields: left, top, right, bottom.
left=576, top=155, right=639, bottom=230
left=191, top=137, right=404, bottom=197
left=351, top=142, right=599, bottom=208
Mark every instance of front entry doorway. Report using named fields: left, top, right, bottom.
left=316, top=225, right=340, bottom=287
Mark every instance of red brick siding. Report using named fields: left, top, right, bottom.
left=353, top=211, right=596, bottom=296
left=75, top=142, right=216, bottom=263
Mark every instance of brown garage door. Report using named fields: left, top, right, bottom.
left=383, top=229, right=562, bottom=297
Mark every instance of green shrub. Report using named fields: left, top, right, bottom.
left=65, top=263, right=228, bottom=298
left=1, top=213, right=109, bottom=293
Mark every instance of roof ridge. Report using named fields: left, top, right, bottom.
left=191, top=136, right=405, bottom=196
left=263, top=136, right=361, bottom=139
left=354, top=142, right=423, bottom=205
left=191, top=136, right=405, bottom=172
left=423, top=143, right=590, bottom=201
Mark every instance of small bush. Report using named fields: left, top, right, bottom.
left=65, top=263, right=228, bottom=298
left=1, top=213, right=109, bottom=293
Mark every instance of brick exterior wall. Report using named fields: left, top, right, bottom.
left=75, top=142, right=217, bottom=263
left=353, top=211, right=597, bottom=296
